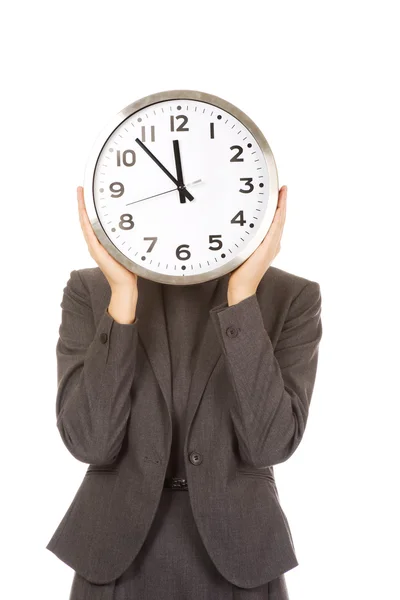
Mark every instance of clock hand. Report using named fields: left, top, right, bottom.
left=126, top=179, right=202, bottom=206
left=173, top=139, right=188, bottom=204
left=135, top=138, right=194, bottom=202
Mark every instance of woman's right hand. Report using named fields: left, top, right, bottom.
left=77, top=186, right=138, bottom=292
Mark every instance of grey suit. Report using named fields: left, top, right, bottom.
left=46, top=265, right=322, bottom=589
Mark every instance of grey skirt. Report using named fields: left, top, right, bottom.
left=69, top=489, right=290, bottom=600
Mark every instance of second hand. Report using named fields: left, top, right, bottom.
left=126, top=179, right=203, bottom=206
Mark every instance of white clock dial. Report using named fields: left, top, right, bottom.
left=85, top=91, right=278, bottom=285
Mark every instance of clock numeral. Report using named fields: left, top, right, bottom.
left=239, top=178, right=254, bottom=193
left=231, top=210, right=246, bottom=226
left=230, top=145, right=244, bottom=162
left=210, top=122, right=215, bottom=139
left=116, top=150, right=136, bottom=167
left=141, top=125, right=155, bottom=142
left=176, top=244, right=191, bottom=260
left=170, top=115, right=189, bottom=132
left=209, top=234, right=222, bottom=250
left=110, top=182, right=125, bottom=197
left=144, top=237, right=157, bottom=252
left=119, top=214, right=134, bottom=230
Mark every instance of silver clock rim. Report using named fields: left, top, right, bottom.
left=83, top=89, right=279, bottom=286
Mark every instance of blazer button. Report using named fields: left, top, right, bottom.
left=226, top=326, right=239, bottom=338
left=100, top=332, right=108, bottom=344
left=189, top=451, right=203, bottom=465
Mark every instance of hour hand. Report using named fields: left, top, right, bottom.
left=135, top=138, right=194, bottom=202
left=173, top=139, right=190, bottom=204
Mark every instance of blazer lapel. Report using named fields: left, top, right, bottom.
left=184, top=273, right=230, bottom=436
left=135, top=276, right=173, bottom=415
left=126, top=273, right=230, bottom=436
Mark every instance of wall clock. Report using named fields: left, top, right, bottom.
left=83, top=90, right=279, bottom=285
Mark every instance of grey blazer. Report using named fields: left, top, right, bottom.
left=46, top=265, right=322, bottom=588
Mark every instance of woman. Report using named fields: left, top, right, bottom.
left=46, top=185, right=322, bottom=599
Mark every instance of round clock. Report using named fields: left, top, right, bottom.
left=83, top=90, right=279, bottom=285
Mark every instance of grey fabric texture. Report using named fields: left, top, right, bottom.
left=162, top=277, right=220, bottom=479
left=69, top=493, right=289, bottom=599
left=46, top=265, right=322, bottom=590
left=67, top=278, right=289, bottom=598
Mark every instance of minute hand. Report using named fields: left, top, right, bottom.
left=135, top=138, right=194, bottom=201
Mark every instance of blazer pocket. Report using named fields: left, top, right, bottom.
left=236, top=469, right=275, bottom=481
left=86, top=465, right=119, bottom=475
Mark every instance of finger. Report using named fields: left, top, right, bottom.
left=276, top=186, right=287, bottom=218
left=271, top=186, right=287, bottom=224
left=280, top=186, right=287, bottom=222
left=77, top=187, right=87, bottom=232
left=77, top=187, right=95, bottom=250
left=267, top=200, right=285, bottom=234
left=77, top=187, right=101, bottom=248
left=274, top=187, right=287, bottom=228
left=261, top=202, right=286, bottom=247
left=77, top=187, right=89, bottom=244
left=278, top=185, right=287, bottom=203
left=253, top=187, right=286, bottom=260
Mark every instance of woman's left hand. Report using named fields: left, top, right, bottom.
left=227, top=185, right=287, bottom=305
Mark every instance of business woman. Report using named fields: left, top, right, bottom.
left=46, top=185, right=322, bottom=599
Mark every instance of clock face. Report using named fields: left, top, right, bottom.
left=85, top=91, right=278, bottom=285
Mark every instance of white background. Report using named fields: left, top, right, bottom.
left=1, top=1, right=399, bottom=598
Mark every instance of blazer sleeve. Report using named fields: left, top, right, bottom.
left=54, top=269, right=140, bottom=465
left=209, top=280, right=322, bottom=469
